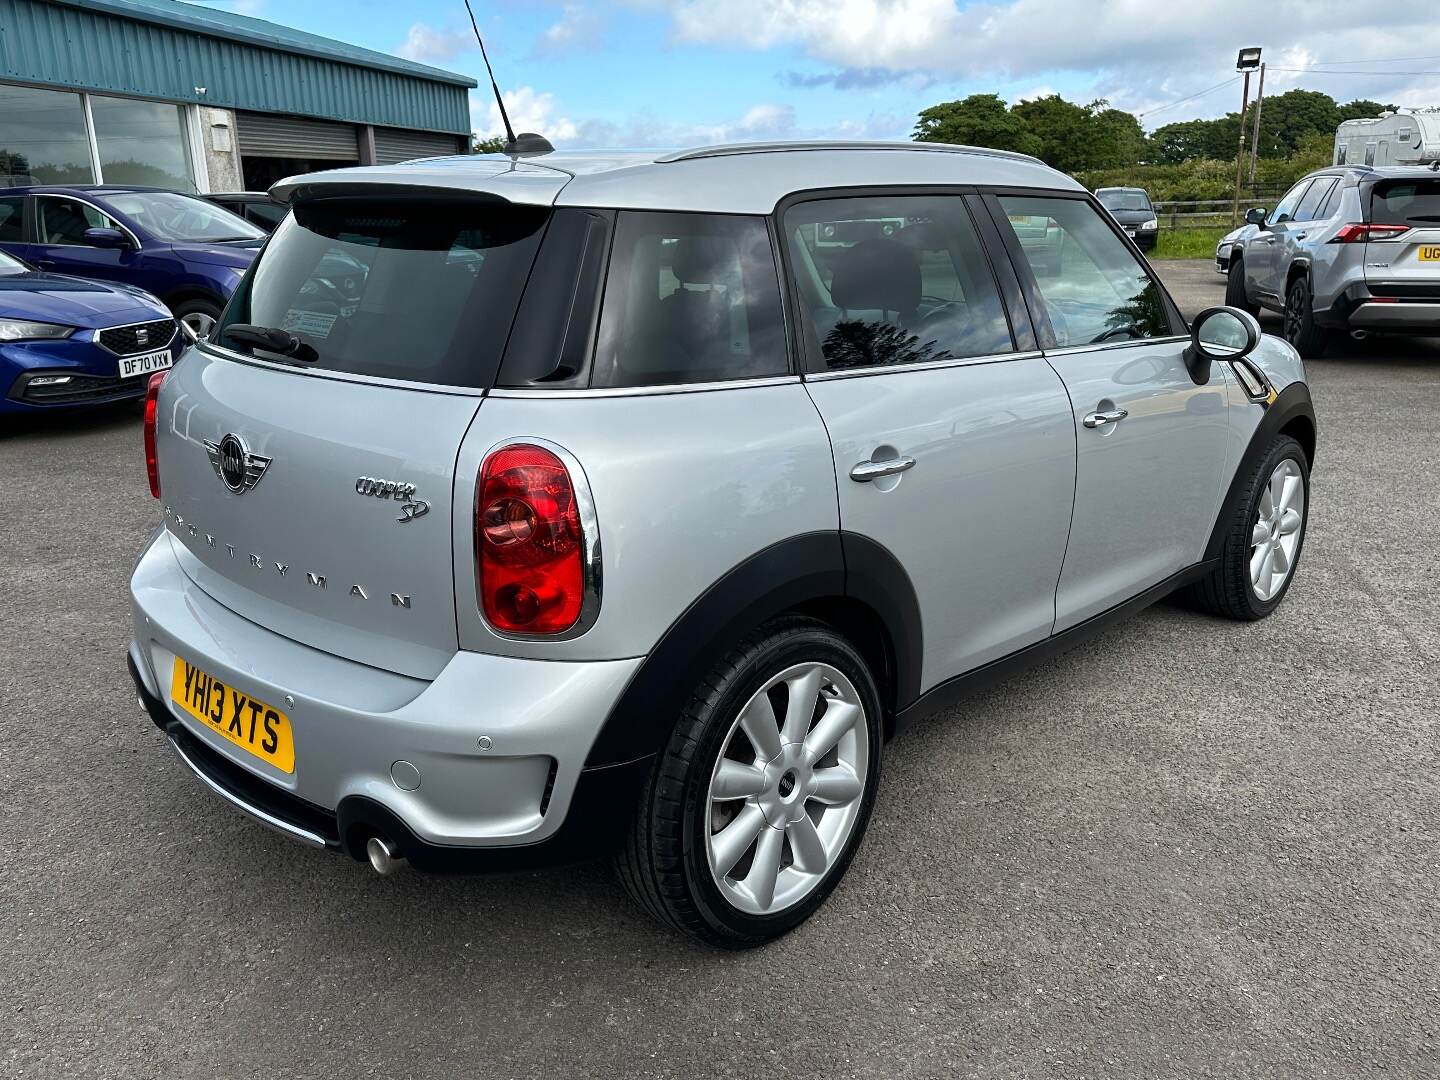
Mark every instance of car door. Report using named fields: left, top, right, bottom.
left=1284, top=176, right=1340, bottom=274
left=29, top=195, right=140, bottom=284
left=0, top=195, right=30, bottom=262
left=783, top=190, right=1077, bottom=691
left=987, top=192, right=1231, bottom=631
left=1247, top=180, right=1312, bottom=305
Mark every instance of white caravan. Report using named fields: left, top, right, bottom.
left=1334, top=110, right=1440, bottom=167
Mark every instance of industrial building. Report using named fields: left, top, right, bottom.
left=0, top=0, right=476, bottom=193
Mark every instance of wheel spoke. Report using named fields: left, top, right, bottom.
left=1250, top=543, right=1270, bottom=586
left=710, top=803, right=766, bottom=878
left=1254, top=546, right=1276, bottom=597
left=809, top=765, right=862, bottom=805
left=1251, top=520, right=1271, bottom=547
left=780, top=666, right=822, bottom=745
left=1277, top=507, right=1302, bottom=537
left=738, top=693, right=782, bottom=762
left=712, top=760, right=766, bottom=800
left=745, top=825, right=785, bottom=908
left=1258, top=483, right=1276, bottom=523
left=1278, top=471, right=1301, bottom=515
left=786, top=814, right=828, bottom=874
left=1271, top=541, right=1290, bottom=576
left=803, top=699, right=861, bottom=760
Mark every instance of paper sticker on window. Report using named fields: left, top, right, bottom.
left=281, top=309, right=338, bottom=338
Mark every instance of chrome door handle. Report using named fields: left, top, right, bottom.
left=1082, top=408, right=1128, bottom=429
left=849, top=456, right=916, bottom=482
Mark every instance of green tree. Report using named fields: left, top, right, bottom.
left=473, top=135, right=507, bottom=154
left=1337, top=99, right=1396, bottom=122
left=1149, top=117, right=1236, bottom=163
left=913, top=94, right=1042, bottom=157
left=1091, top=104, right=1147, bottom=168
left=1010, top=94, right=1098, bottom=172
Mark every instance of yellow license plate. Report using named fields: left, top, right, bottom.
left=1418, top=246, right=1440, bottom=262
left=170, top=658, right=295, bottom=773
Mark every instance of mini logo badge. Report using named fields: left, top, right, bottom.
left=204, top=433, right=271, bottom=494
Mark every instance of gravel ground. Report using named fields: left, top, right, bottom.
left=2, top=260, right=1437, bottom=1079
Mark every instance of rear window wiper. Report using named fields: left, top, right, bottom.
left=223, top=323, right=319, bottom=363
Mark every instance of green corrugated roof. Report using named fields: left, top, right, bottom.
left=48, top=0, right=477, bottom=87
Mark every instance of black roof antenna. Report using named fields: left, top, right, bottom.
left=463, top=0, right=553, bottom=156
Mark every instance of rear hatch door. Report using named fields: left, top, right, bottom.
left=156, top=192, right=553, bottom=679
left=1366, top=176, right=1440, bottom=288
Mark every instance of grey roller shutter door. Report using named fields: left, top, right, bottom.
left=236, top=113, right=359, bottom=160
left=372, top=127, right=464, bottom=165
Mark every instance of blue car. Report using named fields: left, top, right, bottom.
left=0, top=245, right=184, bottom=415
left=0, top=186, right=266, bottom=339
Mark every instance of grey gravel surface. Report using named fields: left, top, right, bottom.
left=2, top=259, right=1437, bottom=1079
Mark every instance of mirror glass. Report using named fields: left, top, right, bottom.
left=1196, top=309, right=1248, bottom=354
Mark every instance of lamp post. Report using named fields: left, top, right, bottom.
left=1233, top=47, right=1262, bottom=226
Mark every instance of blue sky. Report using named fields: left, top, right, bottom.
left=197, top=1, right=1440, bottom=148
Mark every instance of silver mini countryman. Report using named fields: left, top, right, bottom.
left=129, top=141, right=1316, bottom=947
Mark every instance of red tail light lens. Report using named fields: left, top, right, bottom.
left=143, top=369, right=168, bottom=499
left=1331, top=223, right=1410, bottom=243
left=476, top=444, right=587, bottom=635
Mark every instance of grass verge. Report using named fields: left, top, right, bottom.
left=1151, top=226, right=1233, bottom=260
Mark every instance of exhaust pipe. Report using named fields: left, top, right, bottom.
left=366, top=835, right=405, bottom=875
left=1350, top=329, right=1369, bottom=341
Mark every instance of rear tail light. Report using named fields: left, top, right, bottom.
left=1331, top=223, right=1410, bottom=243
left=143, top=369, right=168, bottom=499
left=475, top=443, right=594, bottom=635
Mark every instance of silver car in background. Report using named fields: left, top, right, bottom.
left=128, top=141, right=1317, bottom=947
left=1226, top=165, right=1440, bottom=355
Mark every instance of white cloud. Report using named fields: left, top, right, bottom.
left=476, top=87, right=580, bottom=143
left=536, top=5, right=606, bottom=55
left=646, top=0, right=1440, bottom=123
left=396, top=23, right=473, bottom=64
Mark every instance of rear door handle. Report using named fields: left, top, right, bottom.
left=849, top=456, right=916, bottom=482
left=1082, top=408, right=1128, bottom=429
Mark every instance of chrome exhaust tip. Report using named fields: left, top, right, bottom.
left=366, top=835, right=405, bottom=876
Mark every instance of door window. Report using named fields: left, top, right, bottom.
left=1269, top=181, right=1312, bottom=225
left=36, top=197, right=121, bottom=245
left=592, top=211, right=788, bottom=388
left=1364, top=143, right=1377, bottom=166
left=0, top=196, right=24, bottom=243
left=995, top=195, right=1179, bottom=347
left=783, top=194, right=1013, bottom=371
left=1293, top=178, right=1339, bottom=222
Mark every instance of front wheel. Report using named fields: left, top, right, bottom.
left=1226, top=257, right=1259, bottom=316
left=172, top=297, right=223, bottom=341
left=617, top=617, right=883, bottom=947
left=1186, top=434, right=1309, bottom=620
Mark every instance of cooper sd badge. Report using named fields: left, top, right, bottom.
left=355, top=475, right=430, bottom=523
left=204, top=433, right=271, bottom=494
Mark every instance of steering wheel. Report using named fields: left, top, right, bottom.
left=1089, top=325, right=1140, bottom=344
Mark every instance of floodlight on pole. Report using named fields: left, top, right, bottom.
left=1236, top=47, right=1262, bottom=72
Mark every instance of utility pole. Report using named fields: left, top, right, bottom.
left=1233, top=47, right=1262, bottom=226
left=1249, top=62, right=1267, bottom=185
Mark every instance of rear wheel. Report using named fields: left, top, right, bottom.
left=617, top=617, right=883, bottom=948
left=1225, top=256, right=1259, bottom=316
left=1283, top=276, right=1328, bottom=357
left=172, top=297, right=222, bottom=341
left=1186, top=434, right=1309, bottom=620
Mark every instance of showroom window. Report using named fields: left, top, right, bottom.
left=0, top=83, right=200, bottom=191
left=0, top=84, right=93, bottom=186
left=91, top=95, right=195, bottom=192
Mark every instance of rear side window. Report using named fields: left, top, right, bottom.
left=0, top=196, right=22, bottom=243
left=215, top=199, right=548, bottom=388
left=783, top=194, right=1013, bottom=371
left=1294, top=178, right=1338, bottom=222
left=1371, top=179, right=1440, bottom=228
left=591, top=211, right=787, bottom=388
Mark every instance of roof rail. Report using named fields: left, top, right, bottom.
left=655, top=140, right=1046, bottom=166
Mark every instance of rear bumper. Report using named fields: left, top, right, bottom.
left=128, top=530, right=650, bottom=869
left=1347, top=301, right=1440, bottom=331
left=1317, top=282, right=1440, bottom=333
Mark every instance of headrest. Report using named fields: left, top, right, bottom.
left=829, top=237, right=920, bottom=314
left=671, top=235, right=736, bottom=285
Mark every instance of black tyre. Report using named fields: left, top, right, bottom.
left=1283, top=275, right=1327, bottom=358
left=1225, top=256, right=1259, bottom=316
left=617, top=616, right=883, bottom=948
left=171, top=297, right=223, bottom=341
left=1186, top=434, right=1309, bottom=621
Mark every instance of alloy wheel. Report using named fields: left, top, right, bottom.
left=704, top=662, right=870, bottom=916
left=1250, top=458, right=1305, bottom=601
left=181, top=311, right=216, bottom=340
left=1284, top=284, right=1304, bottom=344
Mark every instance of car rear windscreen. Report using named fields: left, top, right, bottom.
left=1370, top=179, right=1440, bottom=228
left=214, top=198, right=549, bottom=387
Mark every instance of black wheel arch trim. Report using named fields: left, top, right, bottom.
left=1203, top=380, right=1316, bottom=563
left=583, top=530, right=922, bottom=767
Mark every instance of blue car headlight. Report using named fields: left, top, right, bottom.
left=0, top=319, right=75, bottom=342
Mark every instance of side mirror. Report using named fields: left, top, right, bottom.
left=1184, top=305, right=1261, bottom=385
left=1244, top=207, right=1268, bottom=227
left=84, top=227, right=131, bottom=250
